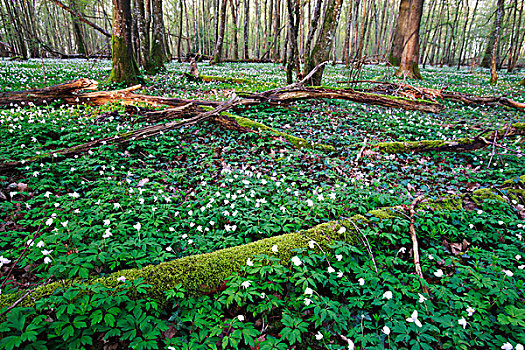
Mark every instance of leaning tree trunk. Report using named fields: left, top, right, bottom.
left=304, top=0, right=344, bottom=86
left=396, top=0, right=424, bottom=80
left=69, top=0, right=87, bottom=55
left=146, top=0, right=168, bottom=73
left=108, top=0, right=141, bottom=84
left=490, top=0, right=504, bottom=85
left=389, top=0, right=410, bottom=66
left=211, top=0, right=227, bottom=64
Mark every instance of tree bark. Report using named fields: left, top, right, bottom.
left=389, top=0, right=410, bottom=66
left=108, top=0, right=141, bottom=85
left=243, top=0, right=250, bottom=59
left=211, top=0, right=227, bottom=64
left=68, top=0, right=87, bottom=55
left=396, top=0, right=424, bottom=79
left=146, top=0, right=168, bottom=73
left=304, top=0, right=344, bottom=85
left=134, top=0, right=150, bottom=67
left=490, top=0, right=504, bottom=84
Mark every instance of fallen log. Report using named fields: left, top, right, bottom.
left=2, top=178, right=521, bottom=311
left=366, top=82, right=525, bottom=112
left=1, top=76, right=442, bottom=113
left=371, top=123, right=525, bottom=154
left=241, top=87, right=444, bottom=113
left=0, top=99, right=239, bottom=173
left=0, top=80, right=219, bottom=108
left=0, top=79, right=98, bottom=106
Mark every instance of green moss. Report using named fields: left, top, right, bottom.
left=422, top=197, right=464, bottom=211
left=502, top=175, right=525, bottom=186
left=222, top=112, right=336, bottom=153
left=375, top=141, right=406, bottom=154
left=368, top=208, right=400, bottom=219
left=472, top=188, right=505, bottom=205
left=0, top=218, right=362, bottom=310
left=108, top=35, right=141, bottom=85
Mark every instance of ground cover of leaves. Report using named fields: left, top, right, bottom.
left=0, top=59, right=524, bottom=350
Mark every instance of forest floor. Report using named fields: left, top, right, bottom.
left=0, top=59, right=524, bottom=350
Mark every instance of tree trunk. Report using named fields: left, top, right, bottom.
left=389, top=0, right=410, bottom=66
left=108, top=0, right=141, bottom=85
left=286, top=0, right=300, bottom=83
left=303, top=0, right=323, bottom=69
left=304, top=0, right=343, bottom=86
left=243, top=0, right=250, bottom=59
left=134, top=0, right=150, bottom=67
left=271, top=0, right=281, bottom=61
left=490, top=0, right=504, bottom=84
left=69, top=0, right=87, bottom=55
left=146, top=0, right=167, bottom=73
left=396, top=0, right=424, bottom=80
left=342, top=0, right=355, bottom=66
left=211, top=0, right=227, bottom=64
left=177, top=0, right=183, bottom=61
left=230, top=0, right=239, bottom=60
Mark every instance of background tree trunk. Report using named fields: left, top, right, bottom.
left=389, top=0, right=410, bottom=66
left=69, top=0, right=87, bottom=55
left=211, top=0, right=227, bottom=64
left=146, top=0, right=168, bottom=72
left=490, top=0, right=504, bottom=84
left=108, top=0, right=141, bottom=84
left=304, top=0, right=343, bottom=85
left=243, top=0, right=250, bottom=59
left=396, top=0, right=424, bottom=79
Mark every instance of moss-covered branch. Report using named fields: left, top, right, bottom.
left=371, top=123, right=525, bottom=154
left=216, top=111, right=336, bottom=152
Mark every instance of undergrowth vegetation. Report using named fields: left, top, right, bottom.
left=0, top=59, right=524, bottom=349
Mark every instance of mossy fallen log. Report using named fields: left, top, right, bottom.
left=371, top=123, right=525, bottom=154
left=1, top=180, right=522, bottom=312
left=214, top=111, right=336, bottom=153
left=0, top=217, right=363, bottom=310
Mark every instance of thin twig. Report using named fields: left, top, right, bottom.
left=346, top=220, right=379, bottom=277
left=487, top=130, right=498, bottom=168
left=0, top=276, right=54, bottom=318
left=409, top=196, right=429, bottom=294
left=0, top=210, right=46, bottom=291
left=355, top=137, right=368, bottom=163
